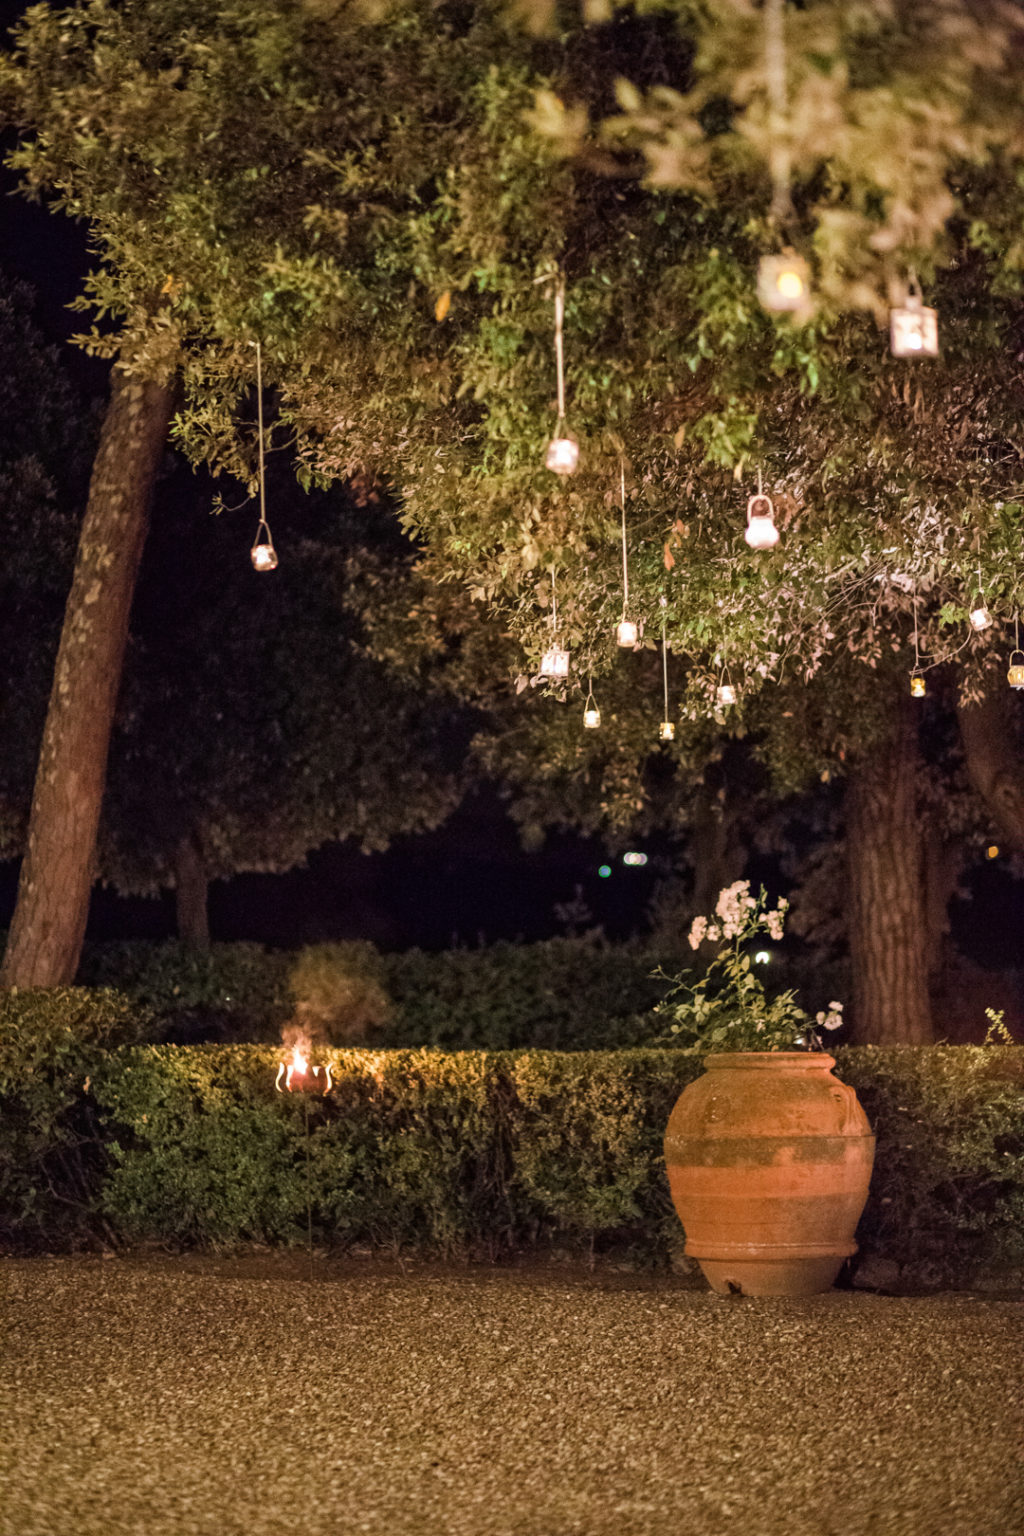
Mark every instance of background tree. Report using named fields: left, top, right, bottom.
left=100, top=463, right=464, bottom=946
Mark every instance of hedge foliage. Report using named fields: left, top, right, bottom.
left=0, top=987, right=151, bottom=1244
left=77, top=937, right=671, bottom=1049
left=2, top=988, right=1023, bottom=1288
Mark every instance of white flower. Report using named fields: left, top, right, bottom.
left=765, top=911, right=785, bottom=941
left=688, top=916, right=708, bottom=951
left=828, top=1001, right=843, bottom=1013
left=715, top=880, right=751, bottom=928
left=706, top=924, right=721, bottom=943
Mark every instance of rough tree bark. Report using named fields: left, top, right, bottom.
left=957, top=681, right=1024, bottom=850
left=174, top=831, right=210, bottom=949
left=845, top=696, right=933, bottom=1045
left=1, top=366, right=175, bottom=987
left=689, top=790, right=745, bottom=921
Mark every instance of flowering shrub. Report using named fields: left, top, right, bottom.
left=656, top=882, right=844, bottom=1052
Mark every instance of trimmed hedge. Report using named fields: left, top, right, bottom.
left=2, top=998, right=1023, bottom=1288
left=78, top=938, right=671, bottom=1049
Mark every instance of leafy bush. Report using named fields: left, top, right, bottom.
left=0, top=987, right=150, bottom=1245
left=86, top=1043, right=1024, bottom=1285
left=10, top=1017, right=1021, bottom=1284
left=79, top=940, right=291, bottom=1042
left=375, top=940, right=671, bottom=1049
left=841, top=1046, right=1024, bottom=1285
left=287, top=942, right=391, bottom=1044
left=80, top=936, right=672, bottom=1049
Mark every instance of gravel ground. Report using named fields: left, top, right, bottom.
left=1, top=1254, right=1022, bottom=1536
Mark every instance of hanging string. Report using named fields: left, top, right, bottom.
left=661, top=598, right=670, bottom=718
left=763, top=0, right=793, bottom=224
left=913, top=589, right=921, bottom=670
left=620, top=461, right=629, bottom=617
left=757, top=465, right=764, bottom=497
left=256, top=339, right=269, bottom=538
left=553, top=278, right=567, bottom=426
left=550, top=566, right=557, bottom=634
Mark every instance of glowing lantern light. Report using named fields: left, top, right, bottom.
left=251, top=538, right=278, bottom=572
left=1008, top=651, right=1024, bottom=689
left=754, top=950, right=771, bottom=965
left=717, top=683, right=737, bottom=707
left=545, top=434, right=579, bottom=476
left=623, top=851, right=648, bottom=867
left=890, top=284, right=938, bottom=358
left=745, top=493, right=780, bottom=550
left=986, top=845, right=1000, bottom=860
left=910, top=672, right=926, bottom=698
left=250, top=340, right=278, bottom=571
left=659, top=720, right=675, bottom=742
left=757, top=251, right=811, bottom=314
left=275, top=1041, right=333, bottom=1095
left=969, top=604, right=992, bottom=632
left=545, top=280, right=579, bottom=473
left=584, top=704, right=601, bottom=729
left=540, top=646, right=570, bottom=679
left=616, top=619, right=638, bottom=648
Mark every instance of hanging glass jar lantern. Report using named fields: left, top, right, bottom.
left=910, top=671, right=926, bottom=698
left=545, top=434, right=579, bottom=476
left=538, top=567, right=569, bottom=679
left=657, top=595, right=674, bottom=740
left=250, top=536, right=278, bottom=572
left=717, top=683, right=737, bottom=707
left=890, top=281, right=938, bottom=358
left=540, top=645, right=570, bottom=679
left=1008, top=651, right=1024, bottom=689
left=969, top=603, right=992, bottom=632
left=544, top=279, right=579, bottom=475
left=614, top=463, right=638, bottom=644
left=249, top=341, right=278, bottom=571
left=745, top=491, right=780, bottom=550
left=583, top=681, right=601, bottom=729
left=757, top=250, right=811, bottom=314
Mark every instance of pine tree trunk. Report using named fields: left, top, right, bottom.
left=1, top=367, right=174, bottom=987
left=174, top=832, right=210, bottom=949
left=845, top=697, right=933, bottom=1045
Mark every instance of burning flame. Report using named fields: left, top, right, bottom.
left=275, top=1041, right=332, bottom=1095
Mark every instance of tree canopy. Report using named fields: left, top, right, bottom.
left=4, top=0, right=1024, bottom=1032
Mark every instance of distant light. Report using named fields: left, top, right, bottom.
left=754, top=950, right=771, bottom=965
left=623, top=851, right=648, bottom=867
left=598, top=864, right=612, bottom=879
left=986, top=845, right=1000, bottom=860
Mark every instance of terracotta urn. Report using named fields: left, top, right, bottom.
left=664, top=1052, right=875, bottom=1297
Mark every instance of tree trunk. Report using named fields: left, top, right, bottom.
left=957, top=679, right=1024, bottom=850
left=922, top=829, right=964, bottom=995
left=845, top=697, right=933, bottom=1045
left=174, top=832, right=210, bottom=949
left=690, top=791, right=745, bottom=921
left=1, top=367, right=174, bottom=987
